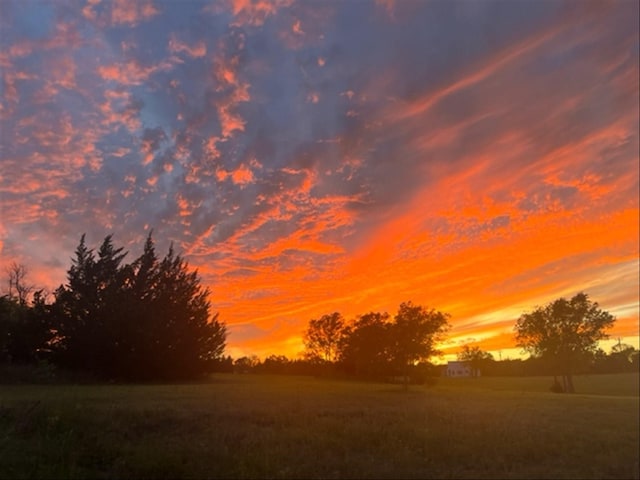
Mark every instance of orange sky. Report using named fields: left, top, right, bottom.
left=1, top=0, right=638, bottom=362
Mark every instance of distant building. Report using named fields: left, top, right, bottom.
left=444, top=361, right=477, bottom=377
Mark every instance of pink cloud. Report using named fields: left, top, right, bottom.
left=8, top=42, right=34, bottom=58
left=81, top=0, right=159, bottom=27
left=168, top=35, right=207, bottom=58
left=97, top=89, right=142, bottom=132
left=98, top=59, right=174, bottom=86
left=228, top=0, right=291, bottom=26
left=82, top=0, right=100, bottom=21
left=292, top=20, right=304, bottom=35
left=111, top=0, right=159, bottom=26
left=48, top=55, right=77, bottom=90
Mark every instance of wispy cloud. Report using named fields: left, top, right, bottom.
left=1, top=0, right=637, bottom=358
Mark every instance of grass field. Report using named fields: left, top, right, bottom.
left=1, top=373, right=638, bottom=479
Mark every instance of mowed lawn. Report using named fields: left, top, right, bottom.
left=0, top=373, right=638, bottom=479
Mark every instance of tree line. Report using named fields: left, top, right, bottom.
left=1, top=236, right=636, bottom=391
left=0, top=233, right=227, bottom=381
left=301, top=305, right=450, bottom=387
left=297, top=293, right=631, bottom=393
left=213, top=341, right=638, bottom=380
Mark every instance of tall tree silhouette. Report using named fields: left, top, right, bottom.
left=53, top=235, right=97, bottom=372
left=515, top=292, right=615, bottom=393
left=52, top=233, right=226, bottom=380
left=147, top=243, right=226, bottom=379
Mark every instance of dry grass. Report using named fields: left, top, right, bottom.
left=0, top=373, right=638, bottom=479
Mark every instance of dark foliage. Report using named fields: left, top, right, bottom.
left=515, top=293, right=615, bottom=392
left=0, top=292, right=53, bottom=364
left=457, top=345, right=494, bottom=377
left=340, top=312, right=394, bottom=378
left=302, top=302, right=450, bottom=384
left=302, top=312, right=346, bottom=363
left=51, top=233, right=226, bottom=381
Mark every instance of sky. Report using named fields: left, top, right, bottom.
left=1, top=0, right=638, bottom=362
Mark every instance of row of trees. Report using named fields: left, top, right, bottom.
left=1, top=239, right=628, bottom=392
left=302, top=303, right=450, bottom=386
left=301, top=293, right=621, bottom=393
left=221, top=344, right=637, bottom=378
left=1, top=234, right=227, bottom=381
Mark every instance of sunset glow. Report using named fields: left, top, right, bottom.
left=1, top=0, right=638, bottom=362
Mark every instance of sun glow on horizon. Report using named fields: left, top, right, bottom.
left=1, top=1, right=638, bottom=361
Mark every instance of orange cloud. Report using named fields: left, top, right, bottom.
left=212, top=52, right=251, bottom=138
left=230, top=164, right=255, bottom=186
left=218, top=106, right=246, bottom=138
left=228, top=0, right=291, bottom=26
left=2, top=0, right=636, bottom=363
left=98, top=59, right=173, bottom=86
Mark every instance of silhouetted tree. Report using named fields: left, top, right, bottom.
left=234, top=355, right=260, bottom=373
left=339, top=312, right=392, bottom=378
left=607, top=342, right=637, bottom=372
left=53, top=235, right=128, bottom=376
left=52, top=233, right=227, bottom=380
left=515, top=292, right=615, bottom=393
left=213, top=355, right=235, bottom=373
left=303, top=312, right=346, bottom=363
left=0, top=291, right=53, bottom=364
left=457, top=345, right=494, bottom=377
left=1, top=264, right=52, bottom=364
left=149, top=243, right=226, bottom=379
left=259, top=354, right=291, bottom=374
left=5, top=262, right=34, bottom=306
left=390, top=302, right=450, bottom=390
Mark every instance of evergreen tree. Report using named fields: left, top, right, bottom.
left=52, top=233, right=227, bottom=380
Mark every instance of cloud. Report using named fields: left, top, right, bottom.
left=168, top=34, right=207, bottom=58
left=230, top=163, right=255, bottom=186
left=82, top=0, right=160, bottom=27
left=227, top=0, right=291, bottom=27
left=97, top=59, right=174, bottom=86
left=1, top=0, right=637, bottom=358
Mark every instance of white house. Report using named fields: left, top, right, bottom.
left=444, top=361, right=477, bottom=377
